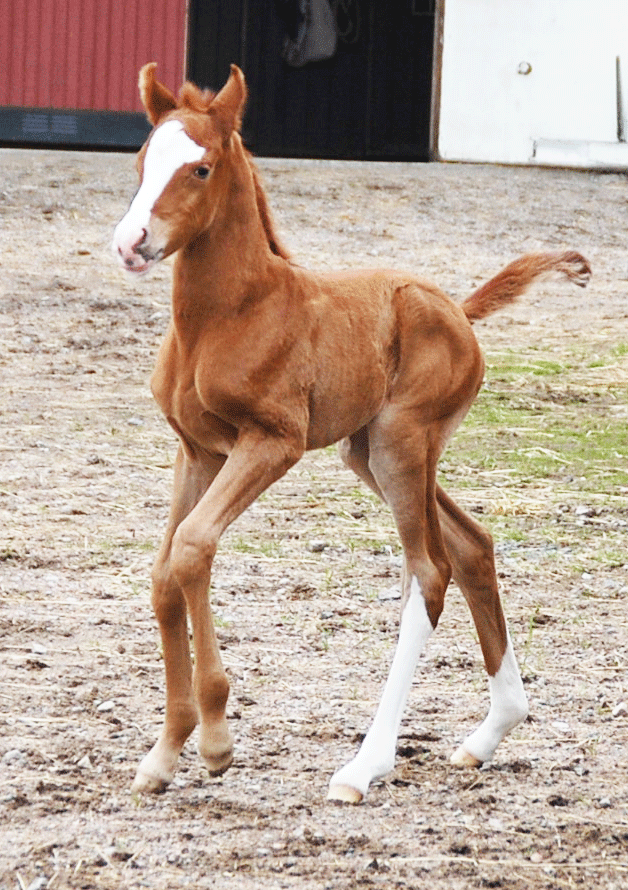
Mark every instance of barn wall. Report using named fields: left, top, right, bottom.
left=438, top=0, right=628, bottom=166
left=0, top=0, right=187, bottom=113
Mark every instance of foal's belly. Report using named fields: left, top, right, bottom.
left=305, top=384, right=386, bottom=451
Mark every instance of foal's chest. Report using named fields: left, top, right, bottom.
left=150, top=339, right=240, bottom=458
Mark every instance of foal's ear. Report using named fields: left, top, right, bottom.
left=138, top=63, right=177, bottom=126
left=210, top=65, right=248, bottom=143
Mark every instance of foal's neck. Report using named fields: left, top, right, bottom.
left=172, top=138, right=284, bottom=324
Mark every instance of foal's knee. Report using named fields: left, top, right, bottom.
left=169, top=521, right=218, bottom=589
left=150, top=558, right=186, bottom=627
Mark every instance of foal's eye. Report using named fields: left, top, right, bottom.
left=194, top=165, right=211, bottom=180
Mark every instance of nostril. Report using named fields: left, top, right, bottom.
left=133, top=228, right=148, bottom=252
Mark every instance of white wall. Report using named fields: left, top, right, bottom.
left=438, top=0, right=628, bottom=165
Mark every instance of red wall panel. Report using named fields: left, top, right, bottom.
left=0, top=0, right=188, bottom=112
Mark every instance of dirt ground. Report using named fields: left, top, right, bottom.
left=1, top=146, right=627, bottom=890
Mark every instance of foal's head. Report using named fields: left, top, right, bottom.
left=113, top=64, right=247, bottom=274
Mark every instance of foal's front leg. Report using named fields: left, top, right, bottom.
left=167, top=430, right=303, bottom=780
left=133, top=448, right=221, bottom=794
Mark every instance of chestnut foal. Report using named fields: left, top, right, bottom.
left=112, top=64, right=591, bottom=803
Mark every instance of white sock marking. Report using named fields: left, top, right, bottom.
left=459, top=632, right=528, bottom=763
left=113, top=120, right=205, bottom=259
left=329, top=577, right=433, bottom=798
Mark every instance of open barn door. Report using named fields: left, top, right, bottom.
left=188, top=1, right=437, bottom=160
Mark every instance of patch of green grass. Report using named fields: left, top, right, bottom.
left=344, top=536, right=394, bottom=554
left=94, top=537, right=155, bottom=554
left=485, top=349, right=572, bottom=380
left=458, top=392, right=627, bottom=486
left=448, top=345, right=628, bottom=486
left=442, top=343, right=628, bottom=572
left=227, top=535, right=282, bottom=558
left=213, top=613, right=231, bottom=628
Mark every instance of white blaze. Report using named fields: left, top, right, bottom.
left=113, top=120, right=205, bottom=259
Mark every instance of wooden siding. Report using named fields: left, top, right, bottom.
left=0, top=0, right=187, bottom=112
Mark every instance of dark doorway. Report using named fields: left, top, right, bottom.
left=187, top=1, right=436, bottom=160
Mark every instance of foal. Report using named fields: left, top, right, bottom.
left=112, top=63, right=591, bottom=803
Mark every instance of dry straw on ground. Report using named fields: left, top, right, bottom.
left=1, top=149, right=627, bottom=889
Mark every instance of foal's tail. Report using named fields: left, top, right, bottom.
left=461, top=250, right=591, bottom=323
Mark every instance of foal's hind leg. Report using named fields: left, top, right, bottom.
left=329, top=419, right=452, bottom=802
left=435, top=486, right=528, bottom=765
left=329, top=432, right=527, bottom=802
left=132, top=447, right=226, bottom=793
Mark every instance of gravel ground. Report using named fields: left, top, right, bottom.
left=1, top=147, right=627, bottom=890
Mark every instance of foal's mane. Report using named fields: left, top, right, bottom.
left=247, top=156, right=291, bottom=261
left=179, top=82, right=216, bottom=112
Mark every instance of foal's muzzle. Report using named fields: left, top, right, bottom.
left=113, top=225, right=164, bottom=274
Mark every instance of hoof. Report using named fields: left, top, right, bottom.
left=450, top=745, right=482, bottom=768
left=203, top=747, right=234, bottom=778
left=327, top=783, right=364, bottom=804
left=131, top=768, right=171, bottom=795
